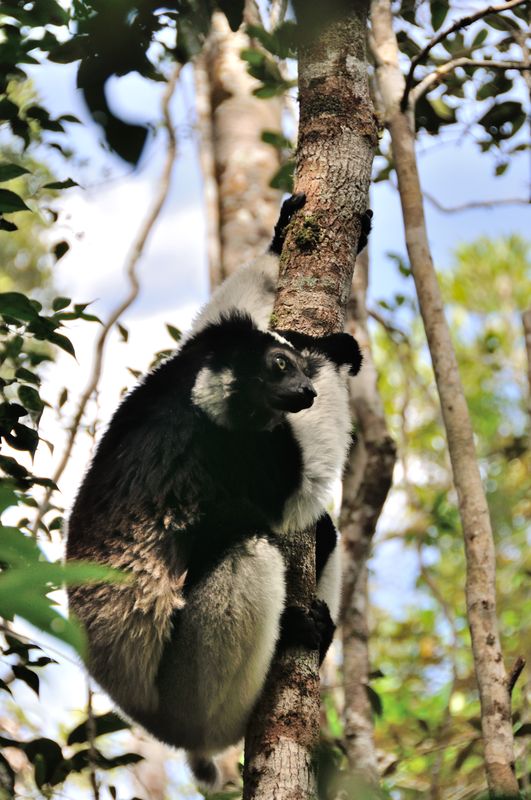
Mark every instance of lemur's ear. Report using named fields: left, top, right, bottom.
left=276, top=330, right=363, bottom=377
left=318, top=333, right=363, bottom=376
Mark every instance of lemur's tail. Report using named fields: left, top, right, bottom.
left=187, top=751, right=222, bottom=793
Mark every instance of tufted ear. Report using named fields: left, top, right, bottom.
left=317, top=333, right=363, bottom=376
left=276, top=330, right=363, bottom=377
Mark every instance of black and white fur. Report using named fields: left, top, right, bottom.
left=67, top=196, right=366, bottom=790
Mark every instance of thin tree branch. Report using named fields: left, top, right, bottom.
left=0, top=623, right=80, bottom=668
left=367, top=306, right=408, bottom=339
left=508, top=656, right=526, bottom=696
left=424, top=191, right=530, bottom=212
left=31, top=64, right=181, bottom=535
left=411, top=57, right=530, bottom=105
left=86, top=684, right=100, bottom=800
left=401, top=0, right=529, bottom=110
left=371, top=1, right=520, bottom=794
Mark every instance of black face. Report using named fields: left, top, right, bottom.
left=261, top=345, right=317, bottom=413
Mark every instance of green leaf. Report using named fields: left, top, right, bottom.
left=0, top=292, right=41, bottom=323
left=0, top=484, right=19, bottom=515
left=0, top=218, right=18, bottom=232
left=0, top=99, right=19, bottom=121
left=261, top=130, right=293, bottom=150
left=53, top=241, right=70, bottom=260
left=42, top=178, right=78, bottom=190
left=0, top=189, right=30, bottom=213
left=0, top=163, right=30, bottom=182
left=52, top=296, right=71, bottom=311
left=217, top=0, right=244, bottom=31
left=430, top=0, right=448, bottom=31
left=47, top=331, right=76, bottom=357
left=166, top=323, right=181, bottom=342
left=5, top=423, right=38, bottom=455
left=18, top=385, right=44, bottom=413
left=495, top=161, right=509, bottom=176
left=366, top=684, right=383, bottom=716
left=117, top=323, right=129, bottom=342
left=67, top=712, right=130, bottom=745
left=270, top=160, right=294, bottom=192
left=15, top=367, right=40, bottom=385
left=471, top=29, right=488, bottom=49
left=12, top=664, right=40, bottom=696
left=0, top=581, right=85, bottom=654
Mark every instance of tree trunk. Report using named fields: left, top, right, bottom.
left=340, top=248, right=396, bottom=782
left=370, top=2, right=519, bottom=795
left=194, top=6, right=282, bottom=285
left=243, top=4, right=378, bottom=798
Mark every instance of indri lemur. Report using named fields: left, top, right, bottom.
left=67, top=195, right=369, bottom=789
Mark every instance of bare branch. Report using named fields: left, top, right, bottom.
left=371, top=0, right=520, bottom=793
left=340, top=249, right=396, bottom=783
left=31, top=64, right=181, bottom=535
left=411, top=57, right=530, bottom=105
left=86, top=684, right=100, bottom=800
left=367, top=306, right=408, bottom=338
left=424, top=191, right=530, bottom=212
left=401, top=0, right=529, bottom=110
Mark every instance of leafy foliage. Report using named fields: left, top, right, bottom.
left=1, top=0, right=246, bottom=164
left=368, top=237, right=531, bottom=797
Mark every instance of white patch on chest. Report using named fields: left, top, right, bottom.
left=191, top=367, right=235, bottom=426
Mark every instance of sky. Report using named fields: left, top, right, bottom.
left=2, top=40, right=529, bottom=799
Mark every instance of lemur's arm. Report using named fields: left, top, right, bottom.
left=270, top=193, right=373, bottom=257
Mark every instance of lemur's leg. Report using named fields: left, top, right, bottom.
left=140, top=536, right=285, bottom=756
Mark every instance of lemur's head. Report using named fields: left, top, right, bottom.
left=190, top=313, right=316, bottom=430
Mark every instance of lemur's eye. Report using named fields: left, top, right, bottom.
left=275, top=355, right=288, bottom=371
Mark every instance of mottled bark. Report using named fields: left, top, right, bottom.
left=272, top=3, right=379, bottom=336
left=370, top=2, right=519, bottom=795
left=340, top=249, right=396, bottom=781
left=195, top=7, right=282, bottom=284
left=243, top=4, right=378, bottom=798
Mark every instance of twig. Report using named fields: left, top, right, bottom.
left=411, top=57, right=530, bottom=104
left=424, top=190, right=530, bottom=212
left=367, top=306, right=408, bottom=338
left=86, top=684, right=100, bottom=800
left=31, top=63, right=181, bottom=535
left=401, top=0, right=529, bottom=110
left=508, top=656, right=526, bottom=696
left=0, top=623, right=80, bottom=667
